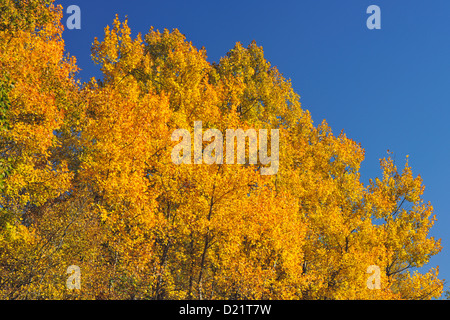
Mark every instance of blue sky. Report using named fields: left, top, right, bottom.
left=55, top=0, right=450, bottom=294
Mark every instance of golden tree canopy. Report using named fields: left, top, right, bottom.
left=0, top=2, right=443, bottom=300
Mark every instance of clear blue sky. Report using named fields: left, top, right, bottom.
left=55, top=0, right=450, bottom=294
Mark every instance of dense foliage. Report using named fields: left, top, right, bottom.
left=0, top=0, right=443, bottom=299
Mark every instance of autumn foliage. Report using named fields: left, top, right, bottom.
left=0, top=1, right=443, bottom=299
